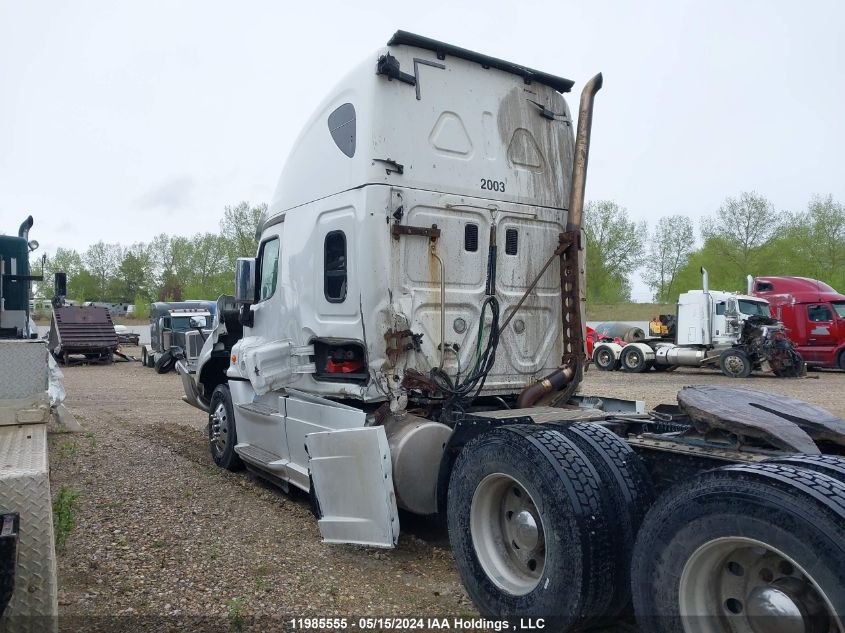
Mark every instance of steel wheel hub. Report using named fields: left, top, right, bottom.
left=678, top=536, right=840, bottom=633
left=624, top=352, right=641, bottom=369
left=470, top=473, right=546, bottom=596
left=210, top=403, right=229, bottom=454
left=724, top=355, right=745, bottom=375
left=597, top=349, right=612, bottom=366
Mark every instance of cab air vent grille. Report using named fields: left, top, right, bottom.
left=505, top=228, right=518, bottom=255
left=464, top=224, right=478, bottom=252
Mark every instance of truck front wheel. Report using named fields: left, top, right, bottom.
left=208, top=385, right=243, bottom=471
left=631, top=463, right=845, bottom=633
left=447, top=425, right=613, bottom=630
left=719, top=348, right=752, bottom=378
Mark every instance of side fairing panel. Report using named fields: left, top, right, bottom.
left=306, top=426, right=399, bottom=548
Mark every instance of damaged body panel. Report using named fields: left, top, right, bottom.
left=306, top=426, right=399, bottom=548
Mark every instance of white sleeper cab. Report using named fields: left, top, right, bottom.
left=177, top=31, right=845, bottom=631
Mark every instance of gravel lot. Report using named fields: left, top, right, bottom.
left=48, top=353, right=845, bottom=631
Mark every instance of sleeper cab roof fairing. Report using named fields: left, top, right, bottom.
left=387, top=30, right=575, bottom=94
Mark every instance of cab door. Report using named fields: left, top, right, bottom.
left=805, top=304, right=837, bottom=362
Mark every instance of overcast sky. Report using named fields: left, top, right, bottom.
left=2, top=1, right=843, bottom=300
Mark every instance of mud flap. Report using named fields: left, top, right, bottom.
left=306, top=427, right=400, bottom=548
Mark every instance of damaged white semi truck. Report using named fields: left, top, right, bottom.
left=178, top=32, right=845, bottom=632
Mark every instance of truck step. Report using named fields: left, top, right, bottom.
left=234, top=443, right=287, bottom=472
left=236, top=401, right=281, bottom=417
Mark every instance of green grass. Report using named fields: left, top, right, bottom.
left=58, top=440, right=78, bottom=462
left=53, top=486, right=82, bottom=551
left=586, top=303, right=674, bottom=322
left=226, top=597, right=245, bottom=632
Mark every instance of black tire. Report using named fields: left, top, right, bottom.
left=838, top=349, right=845, bottom=372
left=447, top=425, right=613, bottom=629
left=719, top=347, right=752, bottom=378
left=631, top=463, right=845, bottom=633
left=554, top=423, right=654, bottom=618
left=593, top=344, right=619, bottom=371
left=208, top=384, right=243, bottom=471
left=765, top=453, right=845, bottom=484
left=154, top=349, right=176, bottom=374
left=141, top=347, right=148, bottom=367
left=620, top=346, right=647, bottom=373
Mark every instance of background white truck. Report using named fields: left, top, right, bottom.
left=178, top=31, right=845, bottom=632
left=592, top=269, right=805, bottom=378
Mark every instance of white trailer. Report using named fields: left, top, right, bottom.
left=178, top=32, right=845, bottom=631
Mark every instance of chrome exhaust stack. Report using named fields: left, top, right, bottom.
left=517, top=73, right=603, bottom=409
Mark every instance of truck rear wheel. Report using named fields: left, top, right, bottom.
left=719, top=348, right=752, bottom=378
left=631, top=463, right=845, bottom=633
left=208, top=384, right=243, bottom=471
left=620, top=346, right=647, bottom=373
left=555, top=423, right=653, bottom=618
left=447, top=425, right=613, bottom=629
left=593, top=344, right=619, bottom=371
left=838, top=349, right=845, bottom=372
left=765, top=454, right=845, bottom=484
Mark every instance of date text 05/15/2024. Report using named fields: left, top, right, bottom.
left=288, top=617, right=546, bottom=631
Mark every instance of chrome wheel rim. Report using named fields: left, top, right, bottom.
left=724, top=355, right=746, bottom=376
left=210, top=402, right=229, bottom=456
left=596, top=348, right=613, bottom=368
left=679, top=536, right=842, bottom=633
left=624, top=350, right=641, bottom=369
left=470, top=473, right=546, bottom=596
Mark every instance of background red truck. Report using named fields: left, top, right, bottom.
left=750, top=276, right=845, bottom=369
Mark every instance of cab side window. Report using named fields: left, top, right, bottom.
left=324, top=231, right=347, bottom=303
left=716, top=302, right=726, bottom=316
left=808, top=305, right=832, bottom=322
left=258, top=237, right=280, bottom=301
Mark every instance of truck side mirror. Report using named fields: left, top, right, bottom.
left=189, top=316, right=207, bottom=329
left=235, top=258, right=257, bottom=305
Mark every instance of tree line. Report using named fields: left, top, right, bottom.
left=31, top=192, right=843, bottom=315
left=34, top=202, right=266, bottom=314
left=585, top=192, right=845, bottom=304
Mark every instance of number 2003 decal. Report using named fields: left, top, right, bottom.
left=480, top=178, right=506, bottom=192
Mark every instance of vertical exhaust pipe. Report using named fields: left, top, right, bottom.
left=18, top=216, right=33, bottom=241
left=566, top=73, right=603, bottom=232
left=747, top=275, right=754, bottom=295
left=700, top=267, right=712, bottom=345
left=517, top=73, right=603, bottom=409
